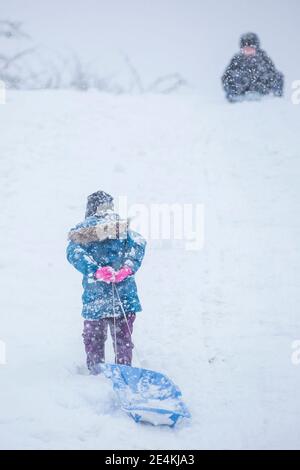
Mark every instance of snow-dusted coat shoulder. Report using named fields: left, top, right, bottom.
left=66, top=214, right=146, bottom=320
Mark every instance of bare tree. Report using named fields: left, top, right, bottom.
left=0, top=20, right=30, bottom=39
left=0, top=20, right=34, bottom=88
left=122, top=53, right=187, bottom=94
left=148, top=73, right=187, bottom=94
left=0, top=20, right=188, bottom=93
left=70, top=55, right=93, bottom=91
left=122, top=53, right=144, bottom=93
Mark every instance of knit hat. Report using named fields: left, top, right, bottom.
left=240, top=32, right=260, bottom=49
left=85, top=191, right=114, bottom=218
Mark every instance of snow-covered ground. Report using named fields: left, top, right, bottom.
left=0, top=90, right=300, bottom=449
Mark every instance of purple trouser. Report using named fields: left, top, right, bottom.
left=82, top=314, right=136, bottom=370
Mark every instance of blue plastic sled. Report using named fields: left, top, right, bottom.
left=101, top=363, right=191, bottom=427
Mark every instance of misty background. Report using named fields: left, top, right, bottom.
left=1, top=0, right=299, bottom=97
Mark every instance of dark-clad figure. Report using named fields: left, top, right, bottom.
left=222, top=32, right=284, bottom=103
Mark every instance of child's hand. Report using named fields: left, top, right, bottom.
left=114, top=266, right=133, bottom=283
left=95, top=266, right=115, bottom=283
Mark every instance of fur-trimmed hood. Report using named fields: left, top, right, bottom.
left=68, top=212, right=129, bottom=245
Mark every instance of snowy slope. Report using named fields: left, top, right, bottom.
left=0, top=90, right=300, bottom=449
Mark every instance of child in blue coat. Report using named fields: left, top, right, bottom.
left=67, top=191, right=146, bottom=373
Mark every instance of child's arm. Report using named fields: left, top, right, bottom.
left=123, top=231, right=146, bottom=274
left=66, top=241, right=98, bottom=276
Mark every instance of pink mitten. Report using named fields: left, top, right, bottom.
left=114, top=266, right=133, bottom=283
left=95, top=266, right=115, bottom=283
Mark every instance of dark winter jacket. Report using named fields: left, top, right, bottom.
left=222, top=33, right=284, bottom=102
left=67, top=212, right=146, bottom=320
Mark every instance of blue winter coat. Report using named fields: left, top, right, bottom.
left=66, top=214, right=146, bottom=320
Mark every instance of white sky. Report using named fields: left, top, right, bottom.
left=2, top=0, right=300, bottom=93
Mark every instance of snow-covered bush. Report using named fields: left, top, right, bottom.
left=0, top=19, right=187, bottom=93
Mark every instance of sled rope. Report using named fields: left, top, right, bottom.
left=112, top=282, right=142, bottom=366
left=112, top=282, right=118, bottom=365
